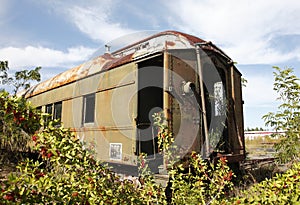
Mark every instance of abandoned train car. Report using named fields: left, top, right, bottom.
left=24, top=31, right=245, bottom=173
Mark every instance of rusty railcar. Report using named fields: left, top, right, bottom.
left=24, top=31, right=245, bottom=174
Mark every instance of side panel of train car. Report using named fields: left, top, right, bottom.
left=25, top=31, right=245, bottom=173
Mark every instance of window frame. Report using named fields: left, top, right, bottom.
left=44, top=101, right=62, bottom=123
left=53, top=101, right=62, bottom=121
left=82, top=93, right=96, bottom=125
left=45, top=104, right=53, bottom=115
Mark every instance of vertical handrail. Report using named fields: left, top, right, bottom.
left=151, top=125, right=156, bottom=159
left=137, top=123, right=156, bottom=159
left=195, top=45, right=210, bottom=158
left=163, top=49, right=170, bottom=127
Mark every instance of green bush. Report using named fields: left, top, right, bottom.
left=153, top=112, right=235, bottom=204
left=227, top=162, right=300, bottom=204
left=0, top=95, right=235, bottom=204
left=0, top=122, right=162, bottom=204
left=263, top=66, right=300, bottom=164
left=0, top=91, right=41, bottom=161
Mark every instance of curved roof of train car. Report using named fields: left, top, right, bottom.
left=24, top=30, right=234, bottom=98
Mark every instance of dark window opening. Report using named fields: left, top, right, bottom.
left=44, top=102, right=62, bottom=125
left=45, top=104, right=53, bottom=123
left=54, top=102, right=62, bottom=121
left=45, top=104, right=52, bottom=115
left=83, top=93, right=95, bottom=124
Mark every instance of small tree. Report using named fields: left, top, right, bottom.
left=0, top=61, right=41, bottom=95
left=0, top=91, right=41, bottom=163
left=263, top=66, right=300, bottom=164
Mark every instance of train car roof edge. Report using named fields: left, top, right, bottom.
left=24, top=30, right=237, bottom=98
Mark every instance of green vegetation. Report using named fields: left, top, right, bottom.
left=245, top=127, right=266, bottom=131
left=0, top=99, right=233, bottom=204
left=245, top=136, right=279, bottom=158
left=226, top=162, right=300, bottom=204
left=0, top=61, right=41, bottom=95
left=263, top=66, right=300, bottom=164
left=0, top=91, right=41, bottom=162
left=1, top=63, right=300, bottom=204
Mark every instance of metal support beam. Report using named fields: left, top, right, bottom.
left=195, top=45, right=210, bottom=158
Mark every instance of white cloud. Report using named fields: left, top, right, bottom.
left=243, top=75, right=278, bottom=108
left=0, top=46, right=96, bottom=69
left=164, top=0, right=300, bottom=64
left=68, top=5, right=134, bottom=42
left=42, top=0, right=135, bottom=43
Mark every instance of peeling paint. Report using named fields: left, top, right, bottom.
left=24, top=31, right=232, bottom=99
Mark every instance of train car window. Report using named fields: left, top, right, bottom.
left=53, top=102, right=62, bottom=121
left=83, top=93, right=95, bottom=124
left=45, top=104, right=52, bottom=115
left=44, top=104, right=53, bottom=124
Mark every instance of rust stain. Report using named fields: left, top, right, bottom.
left=102, top=53, right=134, bottom=71
left=24, top=31, right=232, bottom=99
left=166, top=41, right=176, bottom=47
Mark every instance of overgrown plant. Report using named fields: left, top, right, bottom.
left=153, top=112, right=177, bottom=169
left=138, top=154, right=167, bottom=204
left=1, top=95, right=234, bottom=204
left=0, top=91, right=41, bottom=162
left=153, top=112, right=235, bottom=204
left=226, top=162, right=300, bottom=204
left=168, top=153, right=234, bottom=205
left=263, top=66, right=300, bottom=164
left=0, top=121, right=146, bottom=204
left=0, top=93, right=148, bottom=204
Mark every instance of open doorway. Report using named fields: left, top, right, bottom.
left=136, top=56, right=163, bottom=160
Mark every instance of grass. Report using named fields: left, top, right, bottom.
left=245, top=136, right=280, bottom=159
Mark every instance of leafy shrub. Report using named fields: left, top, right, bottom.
left=227, top=162, right=300, bottom=204
left=0, top=91, right=41, bottom=162
left=153, top=112, right=235, bottom=204
left=263, top=66, right=300, bottom=164
left=1, top=95, right=235, bottom=204
left=0, top=122, right=165, bottom=204
left=169, top=154, right=234, bottom=205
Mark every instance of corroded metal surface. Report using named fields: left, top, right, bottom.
left=24, top=31, right=231, bottom=98
left=25, top=30, right=245, bottom=167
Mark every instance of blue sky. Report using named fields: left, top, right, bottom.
left=1, top=0, right=300, bottom=129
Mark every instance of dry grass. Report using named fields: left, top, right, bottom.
left=245, top=136, right=280, bottom=159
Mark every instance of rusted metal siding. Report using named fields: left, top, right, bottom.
left=26, top=30, right=245, bottom=166
left=62, top=98, right=82, bottom=128
left=78, top=62, right=138, bottom=165
left=222, top=63, right=244, bottom=160
left=75, top=129, right=136, bottom=165
left=233, top=69, right=245, bottom=155
left=24, top=31, right=228, bottom=100
left=95, top=62, right=137, bottom=128
left=168, top=50, right=201, bottom=153
left=29, top=61, right=139, bottom=165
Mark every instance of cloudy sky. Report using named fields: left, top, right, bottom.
left=1, top=0, right=300, bottom=129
